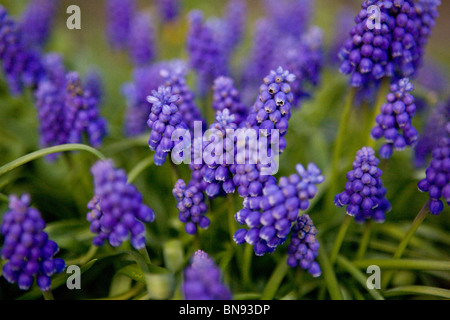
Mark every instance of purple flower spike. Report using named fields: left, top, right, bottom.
left=20, top=0, right=58, bottom=49
left=183, top=250, right=231, bottom=300
left=335, top=147, right=391, bottom=223
left=287, top=214, right=321, bottom=277
left=128, top=12, right=156, bottom=66
left=105, top=0, right=135, bottom=50
left=371, top=78, right=418, bottom=158
left=87, top=160, right=155, bottom=249
left=1, top=194, right=65, bottom=292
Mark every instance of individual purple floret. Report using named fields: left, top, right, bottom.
left=64, top=72, right=107, bottom=148
left=146, top=86, right=188, bottom=166
left=1, top=194, right=65, bottom=292
left=186, top=10, right=228, bottom=95
left=415, top=100, right=450, bottom=167
left=128, top=12, right=156, bottom=66
left=155, top=0, right=180, bottom=23
left=417, top=124, right=449, bottom=215
left=339, top=0, right=419, bottom=87
left=20, top=0, right=58, bottom=48
left=287, top=214, right=321, bottom=277
left=87, top=160, right=155, bottom=249
left=183, top=250, right=231, bottom=300
left=0, top=5, right=45, bottom=95
left=334, top=147, right=391, bottom=223
left=234, top=163, right=324, bottom=256
left=160, top=65, right=205, bottom=134
left=371, top=78, right=419, bottom=159
left=212, top=76, right=247, bottom=126
left=105, top=0, right=135, bottom=50
left=232, top=67, right=296, bottom=198
left=173, top=179, right=209, bottom=235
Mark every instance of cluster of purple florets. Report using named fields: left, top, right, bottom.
left=335, top=147, right=391, bottom=223
left=371, top=78, right=419, bottom=159
left=146, top=86, right=188, bottom=166
left=20, top=0, right=58, bottom=49
left=339, top=0, right=441, bottom=88
left=417, top=124, right=450, bottom=215
left=1, top=195, right=65, bottom=292
left=212, top=76, right=248, bottom=126
left=87, top=160, right=155, bottom=249
left=234, top=163, right=324, bottom=256
left=173, top=179, right=209, bottom=235
left=183, top=250, right=231, bottom=300
left=287, top=214, right=321, bottom=277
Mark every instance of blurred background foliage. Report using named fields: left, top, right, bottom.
left=0, top=0, right=448, bottom=300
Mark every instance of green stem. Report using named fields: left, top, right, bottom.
left=170, top=161, right=180, bottom=185
left=138, top=248, right=152, bottom=265
left=356, top=220, right=372, bottom=260
left=336, top=255, right=384, bottom=300
left=261, top=257, right=290, bottom=300
left=326, top=87, right=357, bottom=214
left=66, top=245, right=98, bottom=266
left=382, top=200, right=430, bottom=288
left=330, top=214, right=352, bottom=264
left=352, top=259, right=450, bottom=271
left=227, top=194, right=236, bottom=243
left=42, top=290, right=54, bottom=300
left=366, top=79, right=390, bottom=149
left=241, top=244, right=252, bottom=288
left=384, top=286, right=450, bottom=299
left=0, top=144, right=105, bottom=178
left=127, top=156, right=154, bottom=184
left=317, top=244, right=343, bottom=300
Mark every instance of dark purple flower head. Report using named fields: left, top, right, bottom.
left=223, top=0, right=247, bottom=52
left=287, top=214, right=321, bottom=277
left=334, top=147, right=391, bottom=223
left=186, top=10, right=228, bottom=95
left=20, top=0, right=58, bottom=49
left=87, top=160, right=155, bottom=249
left=128, top=12, right=156, bottom=66
left=212, top=76, right=247, bottom=126
left=183, top=250, right=231, bottom=300
left=84, top=69, right=104, bottom=103
left=160, top=64, right=206, bottom=133
left=371, top=78, right=418, bottom=159
left=1, top=194, right=65, bottom=291
left=339, top=0, right=427, bottom=87
left=417, top=124, right=449, bottom=215
left=65, top=71, right=107, bottom=148
left=173, top=179, right=209, bottom=235
left=234, top=163, right=324, bottom=256
left=146, top=85, right=188, bottom=166
left=106, top=0, right=135, bottom=50
left=0, top=6, right=45, bottom=94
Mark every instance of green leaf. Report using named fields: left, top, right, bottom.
left=117, top=264, right=146, bottom=284
left=384, top=286, right=450, bottom=299
left=163, top=240, right=184, bottom=273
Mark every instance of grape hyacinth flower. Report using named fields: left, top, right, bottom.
left=64, top=72, right=107, bottom=148
left=339, top=0, right=419, bottom=88
left=212, top=76, right=247, bottom=127
left=334, top=147, right=391, bottom=223
left=146, top=86, right=188, bottom=166
left=417, top=124, right=449, bottom=215
left=128, top=12, right=156, bottom=66
left=0, top=5, right=45, bottom=94
left=371, top=78, right=418, bottom=159
left=183, top=250, right=231, bottom=300
left=1, top=194, right=65, bottom=291
left=84, top=69, right=104, bottom=104
left=232, top=67, right=296, bottom=198
left=173, top=179, right=209, bottom=235
left=20, top=0, right=58, bottom=49
left=87, top=160, right=155, bottom=249
left=105, top=0, right=135, bottom=50
left=287, top=214, right=321, bottom=277
left=415, top=100, right=450, bottom=167
left=155, top=0, right=180, bottom=23
left=186, top=10, right=228, bottom=95
left=160, top=65, right=205, bottom=134
left=223, top=0, right=247, bottom=54
left=234, top=163, right=324, bottom=256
